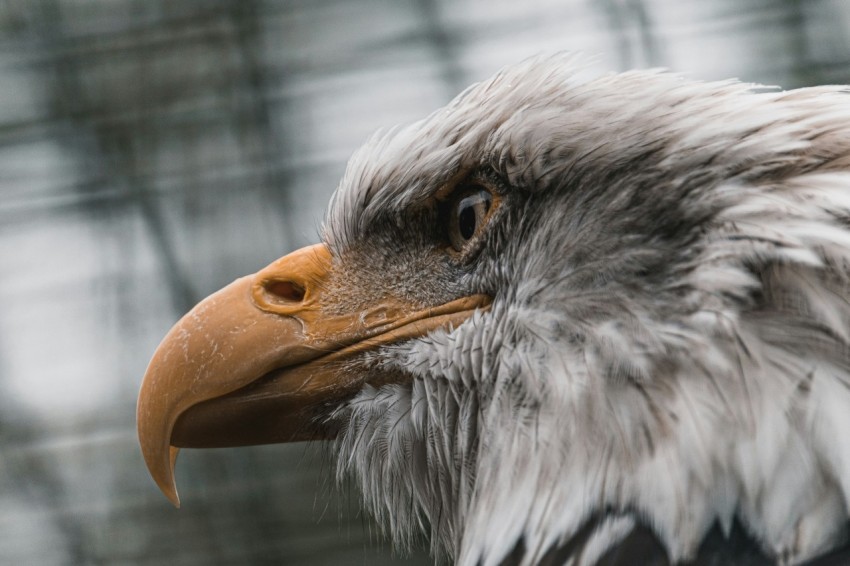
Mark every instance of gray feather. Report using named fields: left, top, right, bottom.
left=325, top=55, right=850, bottom=565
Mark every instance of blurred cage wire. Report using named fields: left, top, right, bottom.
left=0, top=0, right=848, bottom=564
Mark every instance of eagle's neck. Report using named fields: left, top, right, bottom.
left=337, top=282, right=850, bottom=565
left=333, top=373, right=481, bottom=561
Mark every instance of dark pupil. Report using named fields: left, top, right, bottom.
left=456, top=191, right=491, bottom=241
left=458, top=201, right=477, bottom=240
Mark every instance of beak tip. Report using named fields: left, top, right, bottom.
left=165, top=488, right=181, bottom=509
left=163, top=445, right=181, bottom=508
left=142, top=441, right=182, bottom=508
left=154, top=473, right=180, bottom=508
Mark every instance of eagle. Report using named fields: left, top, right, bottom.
left=137, top=56, right=850, bottom=565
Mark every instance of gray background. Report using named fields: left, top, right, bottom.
left=0, top=1, right=848, bottom=564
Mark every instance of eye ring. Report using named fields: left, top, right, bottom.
left=444, top=183, right=496, bottom=253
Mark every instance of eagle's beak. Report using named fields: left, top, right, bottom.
left=137, top=243, right=489, bottom=507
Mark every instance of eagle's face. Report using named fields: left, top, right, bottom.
left=139, top=57, right=850, bottom=565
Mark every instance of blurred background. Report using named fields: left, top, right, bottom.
left=0, top=0, right=848, bottom=564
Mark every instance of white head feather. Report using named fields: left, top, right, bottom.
left=325, top=55, right=850, bottom=565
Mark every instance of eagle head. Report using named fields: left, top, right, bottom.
left=138, top=56, right=850, bottom=565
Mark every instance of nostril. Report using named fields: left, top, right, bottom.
left=265, top=280, right=306, bottom=302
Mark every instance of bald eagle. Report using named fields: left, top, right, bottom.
left=138, top=57, right=850, bottom=565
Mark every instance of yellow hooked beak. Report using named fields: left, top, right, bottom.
left=137, top=243, right=490, bottom=507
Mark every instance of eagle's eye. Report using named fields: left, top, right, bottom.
left=446, top=184, right=494, bottom=252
